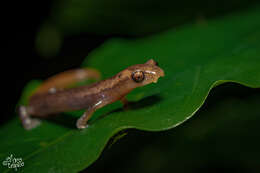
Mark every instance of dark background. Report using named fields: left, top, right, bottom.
left=4, top=0, right=260, bottom=172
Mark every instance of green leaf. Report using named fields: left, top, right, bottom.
left=87, top=84, right=260, bottom=172
left=1, top=6, right=260, bottom=173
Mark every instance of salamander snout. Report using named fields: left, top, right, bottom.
left=144, top=64, right=164, bottom=84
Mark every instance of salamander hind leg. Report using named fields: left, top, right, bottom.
left=18, top=106, right=41, bottom=130
left=34, top=68, right=101, bottom=95
left=120, top=96, right=130, bottom=109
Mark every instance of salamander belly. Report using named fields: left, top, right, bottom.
left=28, top=91, right=94, bottom=117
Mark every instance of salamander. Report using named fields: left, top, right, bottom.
left=18, top=59, right=165, bottom=130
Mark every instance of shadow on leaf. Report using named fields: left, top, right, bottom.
left=94, top=94, right=163, bottom=123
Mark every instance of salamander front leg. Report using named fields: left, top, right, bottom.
left=18, top=106, right=41, bottom=130
left=76, top=108, right=95, bottom=129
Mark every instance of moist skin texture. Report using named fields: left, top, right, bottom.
left=19, top=59, right=164, bottom=130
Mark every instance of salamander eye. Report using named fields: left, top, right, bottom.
left=131, top=70, right=145, bottom=83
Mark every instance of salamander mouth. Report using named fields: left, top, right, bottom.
left=153, top=68, right=165, bottom=83
left=153, top=77, right=161, bottom=83
left=153, top=79, right=158, bottom=83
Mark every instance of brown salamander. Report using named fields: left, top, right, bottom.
left=18, top=59, right=164, bottom=130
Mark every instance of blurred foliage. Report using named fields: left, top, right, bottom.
left=1, top=4, right=260, bottom=173
left=36, top=0, right=260, bottom=57
left=35, top=23, right=62, bottom=58
left=49, top=0, right=259, bottom=36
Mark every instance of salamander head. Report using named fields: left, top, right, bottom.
left=118, top=59, right=164, bottom=88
